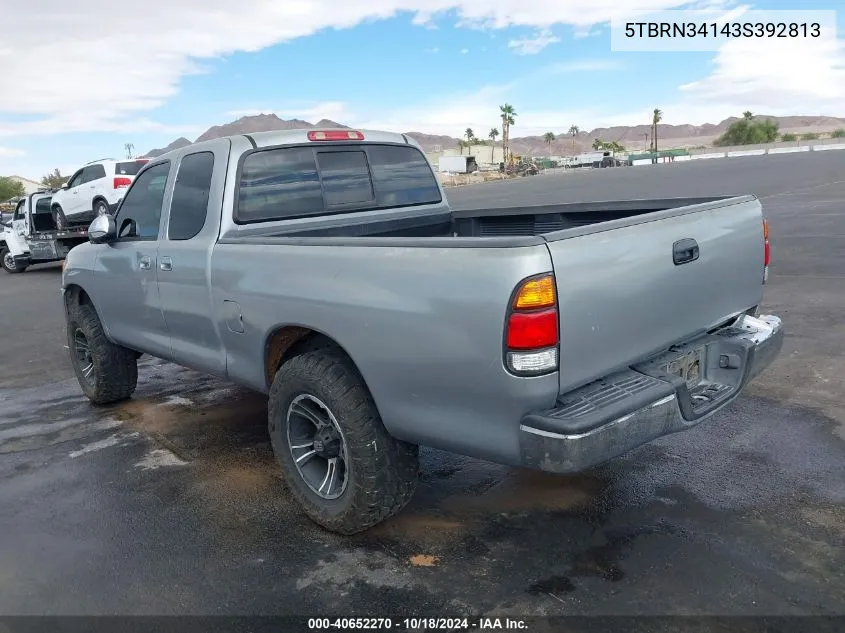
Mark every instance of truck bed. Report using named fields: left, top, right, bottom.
left=220, top=193, right=765, bottom=402
left=224, top=196, right=739, bottom=242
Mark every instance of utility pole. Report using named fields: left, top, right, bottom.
left=125, top=143, right=135, bottom=159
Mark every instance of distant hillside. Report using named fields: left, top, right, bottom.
left=144, top=113, right=845, bottom=158
left=142, top=137, right=191, bottom=158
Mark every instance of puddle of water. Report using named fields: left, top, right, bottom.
left=445, top=469, right=607, bottom=515
left=527, top=575, right=576, bottom=596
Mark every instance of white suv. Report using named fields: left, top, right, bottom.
left=50, top=157, right=149, bottom=230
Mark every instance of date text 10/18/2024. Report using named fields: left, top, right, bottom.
left=308, top=617, right=528, bottom=630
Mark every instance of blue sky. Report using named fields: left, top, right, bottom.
left=2, top=0, right=844, bottom=180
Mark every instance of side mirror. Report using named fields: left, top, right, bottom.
left=88, top=214, right=116, bottom=244
left=60, top=182, right=69, bottom=189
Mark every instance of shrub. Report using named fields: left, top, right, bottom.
left=714, top=118, right=780, bottom=146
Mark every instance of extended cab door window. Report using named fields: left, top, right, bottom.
left=167, top=152, right=214, bottom=240
left=114, top=162, right=170, bottom=240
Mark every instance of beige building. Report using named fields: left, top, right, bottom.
left=8, top=175, right=43, bottom=195
left=428, top=145, right=506, bottom=167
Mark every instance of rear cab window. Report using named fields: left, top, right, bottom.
left=236, top=143, right=441, bottom=224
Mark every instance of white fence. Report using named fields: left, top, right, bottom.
left=632, top=141, right=845, bottom=167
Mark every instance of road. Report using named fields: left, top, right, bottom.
left=0, top=152, right=843, bottom=619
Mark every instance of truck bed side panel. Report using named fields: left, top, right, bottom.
left=545, top=197, right=766, bottom=393
left=211, top=242, right=557, bottom=465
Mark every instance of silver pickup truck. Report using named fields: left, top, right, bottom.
left=61, top=129, right=783, bottom=534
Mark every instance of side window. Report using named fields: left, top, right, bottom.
left=168, top=152, right=214, bottom=240
left=316, top=151, right=374, bottom=207
left=82, top=164, right=107, bottom=183
left=237, top=147, right=323, bottom=222
left=115, top=162, right=170, bottom=241
left=67, top=170, right=84, bottom=189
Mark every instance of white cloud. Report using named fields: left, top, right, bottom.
left=0, top=147, right=25, bottom=158
left=508, top=29, right=561, bottom=55
left=2, top=0, right=732, bottom=137
left=461, top=48, right=469, bottom=54
left=677, top=34, right=845, bottom=117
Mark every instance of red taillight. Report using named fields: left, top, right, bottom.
left=307, top=130, right=365, bottom=141
left=507, top=309, right=558, bottom=349
left=114, top=177, right=132, bottom=189
left=505, top=273, right=560, bottom=375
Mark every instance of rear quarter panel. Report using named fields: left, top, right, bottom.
left=211, top=241, right=559, bottom=465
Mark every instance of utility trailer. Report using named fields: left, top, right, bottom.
left=0, top=190, right=89, bottom=273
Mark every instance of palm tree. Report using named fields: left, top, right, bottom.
left=652, top=108, right=663, bottom=153
left=592, top=138, right=603, bottom=150
left=500, top=104, right=516, bottom=163
left=457, top=140, right=465, bottom=155
left=489, top=127, right=499, bottom=163
left=568, top=125, right=579, bottom=155
left=543, top=132, right=555, bottom=154
left=743, top=111, right=754, bottom=120
left=465, top=128, right=475, bottom=152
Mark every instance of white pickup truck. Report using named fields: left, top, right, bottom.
left=0, top=191, right=90, bottom=273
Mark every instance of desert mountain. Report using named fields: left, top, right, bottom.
left=143, top=137, right=192, bottom=158
left=144, top=114, right=845, bottom=158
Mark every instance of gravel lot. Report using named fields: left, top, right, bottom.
left=1, top=152, right=843, bottom=621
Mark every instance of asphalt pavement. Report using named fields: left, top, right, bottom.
left=0, top=152, right=843, bottom=620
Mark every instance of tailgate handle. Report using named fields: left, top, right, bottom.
left=673, top=238, right=700, bottom=265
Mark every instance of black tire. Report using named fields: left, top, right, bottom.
left=52, top=205, right=67, bottom=231
left=66, top=302, right=138, bottom=405
left=93, top=199, right=109, bottom=216
left=268, top=347, right=419, bottom=535
left=1, top=247, right=23, bottom=274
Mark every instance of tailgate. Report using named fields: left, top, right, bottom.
left=545, top=196, right=766, bottom=394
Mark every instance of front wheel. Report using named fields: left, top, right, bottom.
left=268, top=347, right=419, bottom=535
left=66, top=302, right=138, bottom=404
left=0, top=247, right=24, bottom=274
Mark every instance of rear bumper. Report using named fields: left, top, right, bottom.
left=519, top=313, right=784, bottom=473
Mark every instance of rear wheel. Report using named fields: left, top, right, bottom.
left=52, top=205, right=67, bottom=231
left=66, top=302, right=138, bottom=404
left=0, top=247, right=24, bottom=274
left=268, top=347, right=419, bottom=534
left=94, top=199, right=109, bottom=216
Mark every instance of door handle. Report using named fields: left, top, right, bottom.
left=139, top=255, right=152, bottom=270
left=673, top=238, right=700, bottom=265
left=159, top=256, right=172, bottom=272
